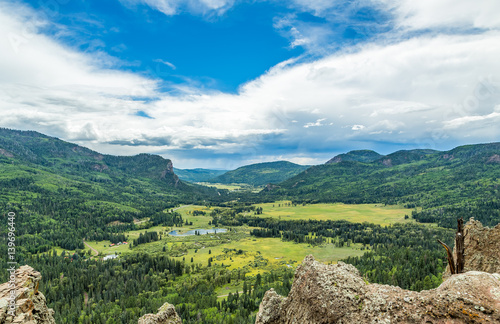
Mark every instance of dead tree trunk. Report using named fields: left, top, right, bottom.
left=437, top=217, right=466, bottom=275
left=455, top=218, right=465, bottom=273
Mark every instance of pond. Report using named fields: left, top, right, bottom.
left=168, top=228, right=227, bottom=237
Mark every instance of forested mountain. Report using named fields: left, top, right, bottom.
left=0, top=128, right=222, bottom=252
left=0, top=128, right=183, bottom=186
left=264, top=143, right=500, bottom=228
left=326, top=150, right=382, bottom=164
left=174, top=168, right=228, bottom=183
left=208, top=161, right=310, bottom=186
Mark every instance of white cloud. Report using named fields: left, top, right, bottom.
left=443, top=108, right=500, bottom=129
left=119, top=0, right=235, bottom=16
left=285, top=0, right=500, bottom=31
left=304, top=118, right=326, bottom=128
left=383, top=0, right=500, bottom=31
left=154, top=59, right=176, bottom=70
left=2, top=0, right=500, bottom=168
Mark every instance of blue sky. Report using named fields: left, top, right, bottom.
left=1, top=0, right=500, bottom=169
left=28, top=0, right=307, bottom=92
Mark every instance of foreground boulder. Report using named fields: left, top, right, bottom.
left=445, top=218, right=500, bottom=275
left=0, top=265, right=55, bottom=324
left=138, top=302, right=182, bottom=324
left=256, top=255, right=500, bottom=324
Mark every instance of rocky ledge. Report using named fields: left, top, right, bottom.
left=256, top=255, right=500, bottom=324
left=445, top=218, right=500, bottom=276
left=138, top=302, right=182, bottom=324
left=0, top=265, right=55, bottom=324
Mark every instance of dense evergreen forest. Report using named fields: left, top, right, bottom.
left=0, top=250, right=293, bottom=323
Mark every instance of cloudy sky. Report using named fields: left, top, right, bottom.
left=0, top=0, right=499, bottom=169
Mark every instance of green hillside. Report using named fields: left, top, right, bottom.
left=0, top=128, right=222, bottom=252
left=174, top=168, right=228, bottom=183
left=326, top=150, right=382, bottom=164
left=263, top=143, right=500, bottom=228
left=208, top=161, right=310, bottom=186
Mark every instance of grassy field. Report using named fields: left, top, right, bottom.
left=168, top=236, right=365, bottom=276
left=197, top=182, right=260, bottom=192
left=75, top=203, right=405, bottom=272
left=253, top=201, right=413, bottom=225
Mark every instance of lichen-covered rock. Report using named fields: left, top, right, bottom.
left=256, top=255, right=500, bottom=324
left=0, top=265, right=55, bottom=324
left=445, top=218, right=500, bottom=276
left=138, top=302, right=182, bottom=324
left=256, top=289, right=285, bottom=324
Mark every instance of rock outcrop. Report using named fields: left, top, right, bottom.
left=256, top=255, right=500, bottom=324
left=445, top=218, right=500, bottom=276
left=138, top=302, right=182, bottom=324
left=0, top=266, right=55, bottom=324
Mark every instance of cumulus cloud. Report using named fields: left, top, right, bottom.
left=285, top=0, right=500, bottom=31
left=304, top=118, right=326, bottom=128
left=383, top=0, right=500, bottom=31
left=2, top=0, right=500, bottom=168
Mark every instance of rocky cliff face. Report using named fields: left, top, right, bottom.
left=256, top=255, right=500, bottom=324
left=0, top=266, right=55, bottom=324
left=0, top=266, right=183, bottom=324
left=445, top=218, right=500, bottom=276
left=138, top=302, right=182, bottom=324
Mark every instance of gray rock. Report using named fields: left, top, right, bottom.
left=138, top=302, right=182, bottom=324
left=256, top=255, right=500, bottom=324
left=0, top=265, right=55, bottom=324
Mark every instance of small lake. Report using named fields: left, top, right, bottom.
left=168, top=228, right=227, bottom=237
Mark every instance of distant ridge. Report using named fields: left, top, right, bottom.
left=174, top=168, right=228, bottom=183
left=326, top=150, right=382, bottom=164
left=208, top=161, right=310, bottom=186
left=374, top=149, right=438, bottom=167
left=263, top=142, right=500, bottom=228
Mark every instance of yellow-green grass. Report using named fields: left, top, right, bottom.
left=172, top=205, right=214, bottom=229
left=171, top=237, right=365, bottom=275
left=196, top=182, right=259, bottom=192
left=41, top=246, right=76, bottom=257
left=253, top=201, right=413, bottom=226
left=215, top=282, right=244, bottom=301
left=125, top=225, right=172, bottom=240
left=84, top=240, right=132, bottom=256
left=85, top=205, right=217, bottom=255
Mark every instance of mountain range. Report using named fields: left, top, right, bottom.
left=2, top=127, right=500, bottom=232
left=263, top=143, right=500, bottom=228
left=206, top=161, right=310, bottom=186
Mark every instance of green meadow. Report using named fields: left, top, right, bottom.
left=197, top=182, right=260, bottom=192
left=169, top=237, right=365, bottom=275
left=83, top=203, right=411, bottom=260
left=253, top=201, right=413, bottom=225
left=48, top=202, right=418, bottom=303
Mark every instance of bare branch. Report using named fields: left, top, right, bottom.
left=437, top=239, right=456, bottom=275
